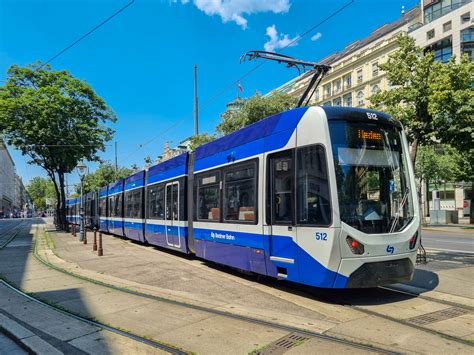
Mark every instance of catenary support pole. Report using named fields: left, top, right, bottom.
left=194, top=64, right=199, bottom=136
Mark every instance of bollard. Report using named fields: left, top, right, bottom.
left=83, top=227, right=87, bottom=245
left=93, top=230, right=97, bottom=251
left=73, top=224, right=76, bottom=237
left=98, top=232, right=103, bottom=256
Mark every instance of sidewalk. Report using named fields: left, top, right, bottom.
left=422, top=224, right=474, bottom=234
left=0, top=281, right=164, bottom=354
left=1, top=220, right=473, bottom=354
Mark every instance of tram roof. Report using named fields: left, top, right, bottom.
left=146, top=153, right=188, bottom=185
left=125, top=170, right=145, bottom=190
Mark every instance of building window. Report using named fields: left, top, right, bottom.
left=356, top=91, right=364, bottom=106
left=334, top=80, right=342, bottom=94
left=315, top=88, right=320, bottom=101
left=323, top=101, right=332, bottom=106
left=427, top=29, right=435, bottom=40
left=427, top=37, right=453, bottom=62
left=197, top=172, right=221, bottom=221
left=356, top=69, right=363, bottom=83
left=343, top=93, right=352, bottom=107
left=371, top=84, right=381, bottom=95
left=461, top=27, right=474, bottom=60
left=443, top=21, right=452, bottom=32
left=372, top=62, right=379, bottom=77
left=425, top=0, right=470, bottom=24
left=333, top=97, right=342, bottom=106
left=344, top=74, right=352, bottom=89
left=461, top=12, right=471, bottom=24
left=223, top=162, right=257, bottom=223
left=323, top=84, right=331, bottom=98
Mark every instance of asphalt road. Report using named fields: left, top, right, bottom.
left=421, top=229, right=474, bottom=253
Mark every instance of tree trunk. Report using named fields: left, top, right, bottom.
left=58, top=171, right=67, bottom=230
left=47, top=170, right=61, bottom=229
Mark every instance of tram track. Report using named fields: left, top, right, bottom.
left=0, top=279, right=187, bottom=355
left=0, top=219, right=28, bottom=249
left=23, top=225, right=397, bottom=354
left=254, top=278, right=474, bottom=347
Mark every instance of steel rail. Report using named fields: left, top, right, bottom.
left=0, top=279, right=186, bottom=355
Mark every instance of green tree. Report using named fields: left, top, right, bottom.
left=188, top=132, right=216, bottom=150
left=217, top=92, right=297, bottom=135
left=0, top=62, right=116, bottom=228
left=74, top=162, right=132, bottom=195
left=415, top=144, right=465, bottom=187
left=27, top=177, right=56, bottom=210
left=369, top=34, right=474, bottom=166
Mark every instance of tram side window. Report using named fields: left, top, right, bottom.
left=108, top=197, right=113, bottom=217
left=124, top=190, right=142, bottom=218
left=99, top=197, right=106, bottom=216
left=296, top=145, right=331, bottom=226
left=116, top=194, right=123, bottom=217
left=147, top=184, right=165, bottom=219
left=224, top=162, right=257, bottom=223
left=269, top=150, right=294, bottom=224
left=197, top=172, right=220, bottom=221
left=109, top=194, right=123, bottom=217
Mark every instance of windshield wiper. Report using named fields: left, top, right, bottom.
left=389, top=187, right=410, bottom=234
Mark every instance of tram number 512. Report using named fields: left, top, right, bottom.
left=315, top=232, right=328, bottom=241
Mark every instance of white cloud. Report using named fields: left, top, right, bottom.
left=311, top=32, right=322, bottom=41
left=176, top=0, right=291, bottom=29
left=263, top=24, right=298, bottom=52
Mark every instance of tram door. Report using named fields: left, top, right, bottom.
left=165, top=181, right=181, bottom=248
left=267, top=149, right=298, bottom=279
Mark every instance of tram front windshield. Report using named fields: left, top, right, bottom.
left=329, top=121, right=414, bottom=234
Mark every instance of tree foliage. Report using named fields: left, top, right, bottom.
left=369, top=34, right=474, bottom=167
left=188, top=133, right=217, bottom=150
left=217, top=92, right=297, bottom=135
left=27, top=177, right=56, bottom=210
left=0, top=62, right=116, bottom=228
left=415, top=144, right=465, bottom=186
left=74, top=162, right=132, bottom=195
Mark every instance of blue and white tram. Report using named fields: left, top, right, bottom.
left=66, top=197, right=80, bottom=225
left=67, top=106, right=419, bottom=288
left=107, top=179, right=125, bottom=237
left=123, top=171, right=146, bottom=242
left=98, top=185, right=108, bottom=233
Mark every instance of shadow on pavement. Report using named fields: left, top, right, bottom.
left=0, top=219, right=113, bottom=354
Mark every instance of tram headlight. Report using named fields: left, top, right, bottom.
left=346, top=236, right=364, bottom=255
left=409, top=231, right=418, bottom=250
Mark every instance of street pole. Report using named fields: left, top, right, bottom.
left=79, top=176, right=84, bottom=242
left=194, top=64, right=199, bottom=136
left=114, top=141, right=118, bottom=172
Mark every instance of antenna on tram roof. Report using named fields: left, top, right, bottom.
left=240, top=50, right=331, bottom=108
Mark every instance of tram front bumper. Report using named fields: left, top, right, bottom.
left=336, top=253, right=415, bottom=288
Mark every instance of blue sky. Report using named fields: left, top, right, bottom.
left=0, top=0, right=418, bottom=191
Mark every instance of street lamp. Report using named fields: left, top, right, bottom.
left=77, top=160, right=87, bottom=242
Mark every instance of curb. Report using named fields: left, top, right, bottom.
left=0, top=314, right=61, bottom=355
